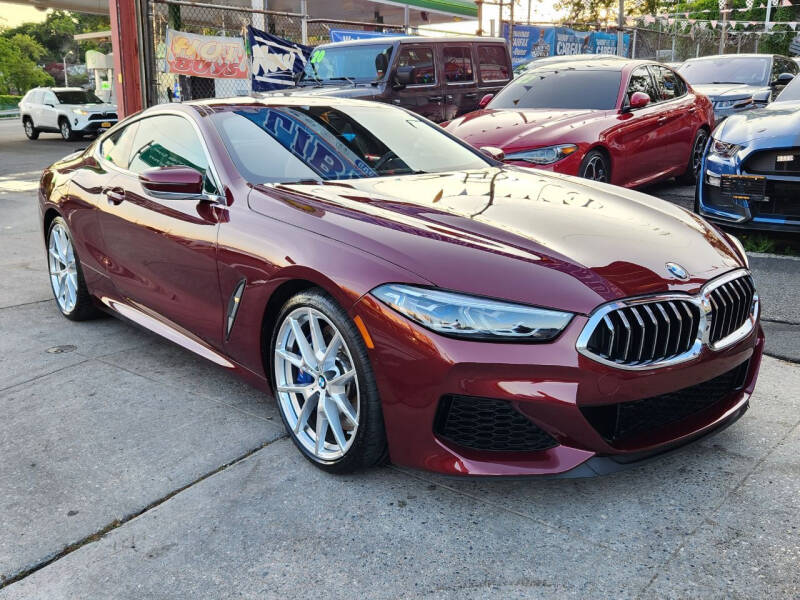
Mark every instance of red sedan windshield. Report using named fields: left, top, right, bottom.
left=490, top=69, right=622, bottom=111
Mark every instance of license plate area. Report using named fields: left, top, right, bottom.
left=100, top=121, right=111, bottom=128
left=721, top=174, right=767, bottom=203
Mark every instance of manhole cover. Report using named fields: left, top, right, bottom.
left=46, top=345, right=77, bottom=354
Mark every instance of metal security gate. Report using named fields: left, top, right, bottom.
left=143, top=0, right=409, bottom=107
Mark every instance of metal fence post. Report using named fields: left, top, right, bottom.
left=631, top=28, right=637, bottom=58
left=300, top=0, right=308, bottom=45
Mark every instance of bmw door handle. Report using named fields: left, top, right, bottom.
left=103, top=186, right=125, bottom=205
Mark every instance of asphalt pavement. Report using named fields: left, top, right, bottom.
left=0, top=117, right=798, bottom=599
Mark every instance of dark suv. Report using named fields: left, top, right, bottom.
left=273, top=36, right=512, bottom=122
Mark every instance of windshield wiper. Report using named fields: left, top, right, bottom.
left=328, top=76, right=356, bottom=86
left=710, top=81, right=746, bottom=85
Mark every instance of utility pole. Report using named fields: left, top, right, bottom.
left=617, top=0, right=625, bottom=56
left=527, top=0, right=532, bottom=24
left=719, top=0, right=729, bottom=54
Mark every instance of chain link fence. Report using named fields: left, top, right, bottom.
left=628, top=26, right=762, bottom=61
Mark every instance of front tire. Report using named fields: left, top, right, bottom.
left=270, top=289, right=387, bottom=473
left=59, top=118, right=76, bottom=141
left=23, top=117, right=39, bottom=140
left=46, top=217, right=100, bottom=321
left=578, top=150, right=610, bottom=182
left=677, top=128, right=709, bottom=186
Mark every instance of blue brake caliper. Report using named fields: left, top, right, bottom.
left=296, top=370, right=313, bottom=385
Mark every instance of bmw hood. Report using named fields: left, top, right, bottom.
left=255, top=168, right=744, bottom=313
left=714, top=100, right=800, bottom=145
left=690, top=83, right=767, bottom=101
left=445, top=108, right=607, bottom=151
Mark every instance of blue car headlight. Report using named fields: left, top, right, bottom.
left=708, top=138, right=742, bottom=159
left=371, top=284, right=573, bottom=342
left=505, top=144, right=579, bottom=165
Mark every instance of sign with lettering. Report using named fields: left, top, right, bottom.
left=165, top=29, right=247, bottom=79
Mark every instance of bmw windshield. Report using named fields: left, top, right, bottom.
left=212, top=103, right=490, bottom=183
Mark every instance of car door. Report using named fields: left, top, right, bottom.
left=649, top=64, right=692, bottom=169
left=440, top=43, right=479, bottom=121
left=611, top=66, right=666, bottom=186
left=95, top=112, right=226, bottom=346
left=389, top=43, right=444, bottom=122
left=40, top=90, right=60, bottom=129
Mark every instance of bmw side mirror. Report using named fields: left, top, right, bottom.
left=140, top=166, right=205, bottom=199
left=478, top=93, right=494, bottom=109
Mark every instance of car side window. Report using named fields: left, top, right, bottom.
left=42, top=91, right=58, bottom=106
left=99, top=123, right=139, bottom=169
left=626, top=66, right=659, bottom=105
left=127, top=114, right=215, bottom=192
left=652, top=66, right=685, bottom=101
left=443, top=46, right=475, bottom=83
left=478, top=45, right=510, bottom=82
left=396, top=45, right=436, bottom=85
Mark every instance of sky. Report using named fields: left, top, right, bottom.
left=0, top=3, right=49, bottom=28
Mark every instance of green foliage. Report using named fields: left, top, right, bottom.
left=0, top=93, right=22, bottom=109
left=2, top=10, right=111, bottom=64
left=0, top=34, right=54, bottom=95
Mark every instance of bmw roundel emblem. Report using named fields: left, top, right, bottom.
left=666, top=262, right=689, bottom=280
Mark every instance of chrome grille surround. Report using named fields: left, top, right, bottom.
left=576, top=269, right=759, bottom=370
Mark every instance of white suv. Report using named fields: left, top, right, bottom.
left=19, top=87, right=118, bottom=141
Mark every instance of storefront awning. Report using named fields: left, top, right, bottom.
left=371, top=0, right=477, bottom=18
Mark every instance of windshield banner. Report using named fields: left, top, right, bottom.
left=503, top=24, right=629, bottom=65
left=248, top=25, right=312, bottom=92
left=165, top=28, right=247, bottom=79
left=329, top=29, right=404, bottom=43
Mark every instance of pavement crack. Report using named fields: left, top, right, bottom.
left=0, top=435, right=287, bottom=590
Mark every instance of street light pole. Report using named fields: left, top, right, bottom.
left=617, top=0, right=625, bottom=56
left=62, top=50, right=73, bottom=87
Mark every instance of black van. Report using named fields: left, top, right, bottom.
left=271, top=36, right=512, bottom=123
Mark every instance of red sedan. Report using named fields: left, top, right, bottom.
left=445, top=57, right=714, bottom=188
left=39, top=97, right=761, bottom=476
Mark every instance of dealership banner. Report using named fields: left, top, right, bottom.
left=165, top=28, right=247, bottom=79
left=329, top=29, right=404, bottom=43
left=503, top=24, right=630, bottom=65
left=248, top=25, right=312, bottom=92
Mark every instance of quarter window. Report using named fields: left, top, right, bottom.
left=626, top=67, right=658, bottom=105
left=478, top=45, right=510, bottom=82
left=396, top=46, right=436, bottom=85
left=652, top=66, right=686, bottom=101
left=443, top=46, right=474, bottom=83
left=100, top=123, right=139, bottom=169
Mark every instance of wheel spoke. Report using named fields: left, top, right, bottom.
left=277, top=383, right=312, bottom=397
left=324, top=395, right=347, bottom=451
left=308, top=309, right=326, bottom=359
left=330, top=392, right=358, bottom=426
left=289, top=317, right=317, bottom=370
left=328, top=369, right=355, bottom=388
left=320, top=332, right=342, bottom=365
left=276, top=348, right=304, bottom=369
left=314, top=398, right=329, bottom=455
left=48, top=247, right=61, bottom=263
left=294, top=390, right=319, bottom=434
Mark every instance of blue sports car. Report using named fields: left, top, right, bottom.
left=697, top=73, right=800, bottom=232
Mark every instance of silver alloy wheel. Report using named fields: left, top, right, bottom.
left=24, top=120, right=33, bottom=137
left=48, top=222, right=78, bottom=314
left=583, top=154, right=608, bottom=182
left=274, top=307, right=360, bottom=461
left=60, top=121, right=70, bottom=140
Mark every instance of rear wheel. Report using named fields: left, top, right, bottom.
left=677, top=128, right=709, bottom=185
left=270, top=289, right=387, bottom=473
left=46, top=217, right=100, bottom=321
left=578, top=150, right=610, bottom=183
left=23, top=118, right=39, bottom=140
left=59, top=118, right=76, bottom=141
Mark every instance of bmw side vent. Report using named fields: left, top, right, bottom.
left=577, top=270, right=758, bottom=370
left=225, top=279, right=246, bottom=340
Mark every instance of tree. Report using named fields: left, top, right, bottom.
left=0, top=33, right=54, bottom=94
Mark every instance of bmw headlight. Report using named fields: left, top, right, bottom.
left=709, top=139, right=741, bottom=159
left=505, top=144, right=578, bottom=165
left=371, top=284, right=573, bottom=342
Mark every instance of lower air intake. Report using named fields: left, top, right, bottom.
left=434, top=395, right=557, bottom=452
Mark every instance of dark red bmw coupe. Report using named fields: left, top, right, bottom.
left=445, top=57, right=714, bottom=188
left=39, top=96, right=762, bottom=476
